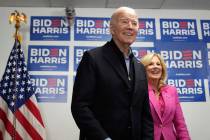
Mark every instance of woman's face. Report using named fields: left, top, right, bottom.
left=146, top=56, right=162, bottom=82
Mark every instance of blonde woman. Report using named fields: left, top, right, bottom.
left=141, top=53, right=190, bottom=140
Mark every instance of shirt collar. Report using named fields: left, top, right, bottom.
left=110, top=39, right=134, bottom=60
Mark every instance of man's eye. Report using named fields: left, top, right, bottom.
left=132, top=22, right=137, bottom=26
left=121, top=20, right=128, bottom=24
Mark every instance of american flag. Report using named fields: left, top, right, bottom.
left=0, top=40, right=46, bottom=140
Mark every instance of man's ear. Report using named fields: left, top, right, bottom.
left=109, top=24, right=115, bottom=35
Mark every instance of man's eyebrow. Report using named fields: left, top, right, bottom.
left=119, top=18, right=138, bottom=21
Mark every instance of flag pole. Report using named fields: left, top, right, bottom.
left=9, top=10, right=27, bottom=140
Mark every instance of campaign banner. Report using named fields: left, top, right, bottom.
left=74, top=46, right=96, bottom=72
left=74, top=17, right=111, bottom=41
left=201, top=20, right=210, bottom=42
left=167, top=75, right=206, bottom=102
left=156, top=41, right=208, bottom=78
left=137, top=18, right=156, bottom=42
left=30, top=75, right=68, bottom=102
left=160, top=19, right=198, bottom=42
left=131, top=47, right=156, bottom=61
left=28, top=45, right=69, bottom=71
left=30, top=16, right=70, bottom=41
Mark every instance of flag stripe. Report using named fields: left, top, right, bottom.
left=19, top=99, right=46, bottom=139
left=15, top=109, right=43, bottom=140
left=15, top=118, right=32, bottom=140
left=0, top=97, right=23, bottom=140
left=25, top=97, right=44, bottom=127
left=0, top=108, right=23, bottom=140
left=0, top=96, right=14, bottom=123
left=0, top=120, right=11, bottom=140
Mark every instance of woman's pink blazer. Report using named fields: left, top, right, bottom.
left=148, top=84, right=191, bottom=140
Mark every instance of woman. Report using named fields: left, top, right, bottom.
left=140, top=53, right=191, bottom=140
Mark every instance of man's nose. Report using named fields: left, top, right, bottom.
left=127, top=21, right=135, bottom=28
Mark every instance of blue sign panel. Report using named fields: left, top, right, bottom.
left=131, top=47, right=156, bottom=61
left=156, top=41, right=208, bottom=78
left=137, top=18, right=156, bottom=42
left=160, top=19, right=198, bottom=42
left=30, top=16, right=70, bottom=41
left=201, top=20, right=210, bottom=42
left=30, top=75, right=68, bottom=102
left=167, top=75, right=206, bottom=102
left=28, top=45, right=69, bottom=71
left=74, top=46, right=96, bottom=72
left=74, top=17, right=111, bottom=41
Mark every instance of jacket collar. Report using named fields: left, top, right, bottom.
left=102, top=39, right=130, bottom=87
left=102, top=39, right=142, bottom=105
left=148, top=84, right=173, bottom=122
left=148, top=83, right=163, bottom=122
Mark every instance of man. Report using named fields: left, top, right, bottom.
left=71, top=7, right=154, bottom=140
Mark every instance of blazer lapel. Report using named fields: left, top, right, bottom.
left=161, top=88, right=172, bottom=122
left=149, top=92, right=163, bottom=123
left=102, top=42, right=130, bottom=87
left=148, top=85, right=163, bottom=123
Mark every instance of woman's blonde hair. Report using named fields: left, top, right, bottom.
left=140, top=53, right=167, bottom=90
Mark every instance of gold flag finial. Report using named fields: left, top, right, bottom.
left=9, top=10, right=27, bottom=42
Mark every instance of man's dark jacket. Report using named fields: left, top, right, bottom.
left=71, top=40, right=154, bottom=140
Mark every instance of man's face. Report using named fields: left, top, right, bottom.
left=111, top=12, right=139, bottom=46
